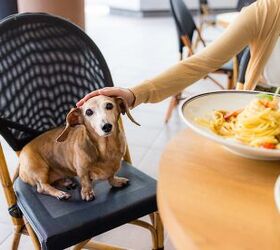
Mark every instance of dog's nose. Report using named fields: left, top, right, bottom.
left=102, top=123, right=113, bottom=133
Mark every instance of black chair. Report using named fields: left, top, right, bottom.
left=237, top=47, right=250, bottom=86
left=165, top=0, right=235, bottom=122
left=237, top=0, right=256, bottom=11
left=198, top=0, right=216, bottom=30
left=237, top=47, right=277, bottom=93
left=199, top=0, right=208, bottom=13
left=199, top=0, right=256, bottom=31
left=0, top=13, right=163, bottom=250
left=0, top=0, right=17, bottom=20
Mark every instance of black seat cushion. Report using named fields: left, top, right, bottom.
left=14, top=161, right=157, bottom=250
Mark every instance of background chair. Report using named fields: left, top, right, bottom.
left=198, top=0, right=216, bottom=32
left=237, top=47, right=250, bottom=86
left=237, top=47, right=277, bottom=93
left=199, top=0, right=256, bottom=33
left=0, top=0, right=17, bottom=19
left=237, top=0, right=256, bottom=11
left=0, top=13, right=163, bottom=250
left=165, top=0, right=235, bottom=123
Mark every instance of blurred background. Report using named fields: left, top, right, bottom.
left=0, top=0, right=241, bottom=249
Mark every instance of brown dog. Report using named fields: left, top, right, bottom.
left=18, top=95, right=139, bottom=201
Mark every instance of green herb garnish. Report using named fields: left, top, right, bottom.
left=256, top=93, right=273, bottom=101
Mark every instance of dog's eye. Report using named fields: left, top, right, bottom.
left=105, top=103, right=113, bottom=110
left=85, top=109, right=94, bottom=116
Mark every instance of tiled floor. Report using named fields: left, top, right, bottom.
left=0, top=1, right=226, bottom=249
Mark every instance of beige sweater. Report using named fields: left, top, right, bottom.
left=130, top=0, right=280, bottom=107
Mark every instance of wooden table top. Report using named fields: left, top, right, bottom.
left=158, top=128, right=280, bottom=250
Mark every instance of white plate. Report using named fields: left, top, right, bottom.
left=180, top=90, right=280, bottom=160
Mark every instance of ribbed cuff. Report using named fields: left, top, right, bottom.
left=129, top=80, right=151, bottom=108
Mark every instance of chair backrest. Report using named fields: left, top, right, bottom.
left=0, top=13, right=113, bottom=151
left=237, top=0, right=256, bottom=11
left=237, top=47, right=251, bottom=84
left=169, top=0, right=197, bottom=53
left=199, top=0, right=209, bottom=15
left=199, top=0, right=208, bottom=4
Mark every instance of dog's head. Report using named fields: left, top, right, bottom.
left=56, top=95, right=140, bottom=142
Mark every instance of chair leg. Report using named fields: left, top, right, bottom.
left=154, top=212, right=164, bottom=250
left=11, top=225, right=23, bottom=250
left=83, top=241, right=127, bottom=250
left=179, top=51, right=183, bottom=61
left=24, top=220, right=41, bottom=250
left=130, top=219, right=158, bottom=249
left=206, top=75, right=225, bottom=89
left=73, top=239, right=128, bottom=250
left=73, top=239, right=91, bottom=250
left=73, top=214, right=164, bottom=250
left=227, top=73, right=234, bottom=89
left=164, top=93, right=181, bottom=123
left=130, top=212, right=164, bottom=250
left=149, top=213, right=155, bottom=226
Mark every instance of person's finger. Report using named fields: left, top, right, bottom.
left=99, top=87, right=134, bottom=106
left=98, top=88, right=123, bottom=97
left=76, top=100, right=84, bottom=107
left=76, top=90, right=100, bottom=107
left=84, top=90, right=100, bottom=99
left=76, top=87, right=128, bottom=107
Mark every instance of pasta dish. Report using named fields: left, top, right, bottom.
left=197, top=93, right=280, bottom=149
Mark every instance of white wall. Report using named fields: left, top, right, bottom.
left=185, top=0, right=237, bottom=9
left=140, top=0, right=170, bottom=10
left=109, top=0, right=238, bottom=11
left=108, top=0, right=140, bottom=11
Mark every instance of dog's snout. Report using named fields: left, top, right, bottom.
left=102, top=123, right=113, bottom=133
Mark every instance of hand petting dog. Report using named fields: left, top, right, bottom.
left=76, top=87, right=135, bottom=108
left=18, top=95, right=139, bottom=201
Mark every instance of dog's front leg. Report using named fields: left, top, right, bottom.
left=78, top=172, right=95, bottom=201
left=108, top=176, right=129, bottom=188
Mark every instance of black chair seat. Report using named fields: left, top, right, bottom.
left=14, top=161, right=157, bottom=250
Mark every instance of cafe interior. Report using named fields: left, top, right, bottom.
left=0, top=0, right=279, bottom=249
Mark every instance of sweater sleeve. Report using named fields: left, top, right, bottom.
left=130, top=3, right=259, bottom=107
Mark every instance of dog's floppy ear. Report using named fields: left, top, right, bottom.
left=116, top=97, right=140, bottom=126
left=56, top=108, right=83, bottom=142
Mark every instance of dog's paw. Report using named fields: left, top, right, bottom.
left=56, top=191, right=71, bottom=200
left=81, top=189, right=95, bottom=201
left=110, top=177, right=129, bottom=188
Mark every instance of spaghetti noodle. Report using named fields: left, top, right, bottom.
left=197, top=93, right=280, bottom=149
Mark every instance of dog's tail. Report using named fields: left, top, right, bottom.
left=12, top=165, right=20, bottom=183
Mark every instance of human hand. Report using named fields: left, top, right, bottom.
left=76, top=87, right=135, bottom=107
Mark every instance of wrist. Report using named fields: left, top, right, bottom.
left=127, top=88, right=136, bottom=108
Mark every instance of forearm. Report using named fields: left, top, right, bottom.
left=131, top=3, right=258, bottom=107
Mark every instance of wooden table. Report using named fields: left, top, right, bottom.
left=216, top=12, right=239, bottom=28
left=158, top=129, right=280, bottom=250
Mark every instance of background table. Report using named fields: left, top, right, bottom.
left=216, top=12, right=239, bottom=28
left=158, top=129, right=280, bottom=250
